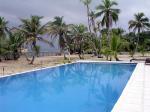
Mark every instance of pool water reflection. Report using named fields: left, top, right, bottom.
left=0, top=63, right=136, bottom=112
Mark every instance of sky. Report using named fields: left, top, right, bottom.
left=0, top=0, right=150, bottom=31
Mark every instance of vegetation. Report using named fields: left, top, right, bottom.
left=95, top=0, right=120, bottom=46
left=19, top=15, right=52, bottom=64
left=0, top=17, right=8, bottom=61
left=0, top=0, right=150, bottom=64
left=129, top=12, right=150, bottom=55
left=80, top=0, right=92, bottom=32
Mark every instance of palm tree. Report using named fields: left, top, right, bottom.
left=89, top=11, right=97, bottom=36
left=129, top=12, right=150, bottom=53
left=101, top=34, right=121, bottom=61
left=0, top=17, right=8, bottom=38
left=19, top=15, right=51, bottom=64
left=110, top=34, right=121, bottom=61
left=112, top=28, right=125, bottom=36
left=0, top=17, right=8, bottom=61
left=95, top=0, right=120, bottom=45
left=70, top=24, right=88, bottom=59
left=2, top=31, right=25, bottom=60
left=9, top=31, right=24, bottom=60
left=48, top=16, right=70, bottom=60
left=80, top=0, right=92, bottom=33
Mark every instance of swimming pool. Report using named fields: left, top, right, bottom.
left=0, top=62, right=136, bottom=112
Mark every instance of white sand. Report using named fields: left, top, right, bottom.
left=0, top=54, right=149, bottom=76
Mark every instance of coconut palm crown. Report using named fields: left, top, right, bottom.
left=0, top=17, right=8, bottom=38
left=95, top=0, right=120, bottom=29
left=19, top=15, right=51, bottom=64
left=48, top=16, right=69, bottom=53
left=129, top=12, right=150, bottom=33
left=129, top=12, right=150, bottom=53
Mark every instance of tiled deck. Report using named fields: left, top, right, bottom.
left=112, top=63, right=150, bottom=112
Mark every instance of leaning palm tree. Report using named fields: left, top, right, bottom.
left=95, top=0, right=120, bottom=45
left=47, top=16, right=69, bottom=56
left=0, top=17, right=8, bottom=61
left=19, top=15, right=51, bottom=64
left=80, top=0, right=92, bottom=33
left=129, top=12, right=150, bottom=53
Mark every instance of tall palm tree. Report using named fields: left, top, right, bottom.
left=48, top=16, right=69, bottom=55
left=0, top=17, right=8, bottom=61
left=80, top=0, right=92, bottom=33
left=129, top=12, right=150, bottom=53
left=95, top=0, right=120, bottom=45
left=19, top=15, right=51, bottom=64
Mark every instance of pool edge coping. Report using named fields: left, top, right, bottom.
left=0, top=60, right=137, bottom=79
left=111, top=62, right=143, bottom=112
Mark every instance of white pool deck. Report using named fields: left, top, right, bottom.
left=0, top=61, right=150, bottom=112
left=112, top=63, right=150, bottom=112
left=75, top=61, right=150, bottom=112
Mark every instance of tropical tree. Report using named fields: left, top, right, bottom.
left=101, top=33, right=122, bottom=61
left=48, top=16, right=69, bottom=55
left=80, top=0, right=92, bottom=32
left=0, top=39, right=7, bottom=61
left=0, top=17, right=8, bottom=61
left=19, top=15, right=51, bottom=64
left=110, top=34, right=121, bottom=61
left=89, top=11, right=97, bottom=36
left=0, top=17, right=8, bottom=38
left=3, top=31, right=25, bottom=60
left=95, top=0, right=120, bottom=45
left=9, top=31, right=25, bottom=59
left=128, top=12, right=150, bottom=53
left=101, top=34, right=111, bottom=60
left=112, top=28, right=125, bottom=36
left=89, top=36, right=102, bottom=57
left=70, top=24, right=88, bottom=59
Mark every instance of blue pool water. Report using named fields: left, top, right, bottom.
left=0, top=63, right=136, bottom=112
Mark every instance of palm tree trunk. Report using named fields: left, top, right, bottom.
left=114, top=52, right=119, bottom=61
left=135, top=29, right=140, bottom=54
left=107, top=26, right=111, bottom=47
left=29, top=42, right=36, bottom=64
left=30, top=56, right=35, bottom=64
left=78, top=44, right=84, bottom=59
left=91, top=17, right=97, bottom=36
left=107, top=14, right=112, bottom=47
left=86, top=5, right=91, bottom=33
left=63, top=33, right=71, bottom=61
left=24, top=53, right=31, bottom=62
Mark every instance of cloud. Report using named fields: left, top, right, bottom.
left=0, top=0, right=149, bottom=30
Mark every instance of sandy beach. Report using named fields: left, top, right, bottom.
left=0, top=53, right=149, bottom=76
